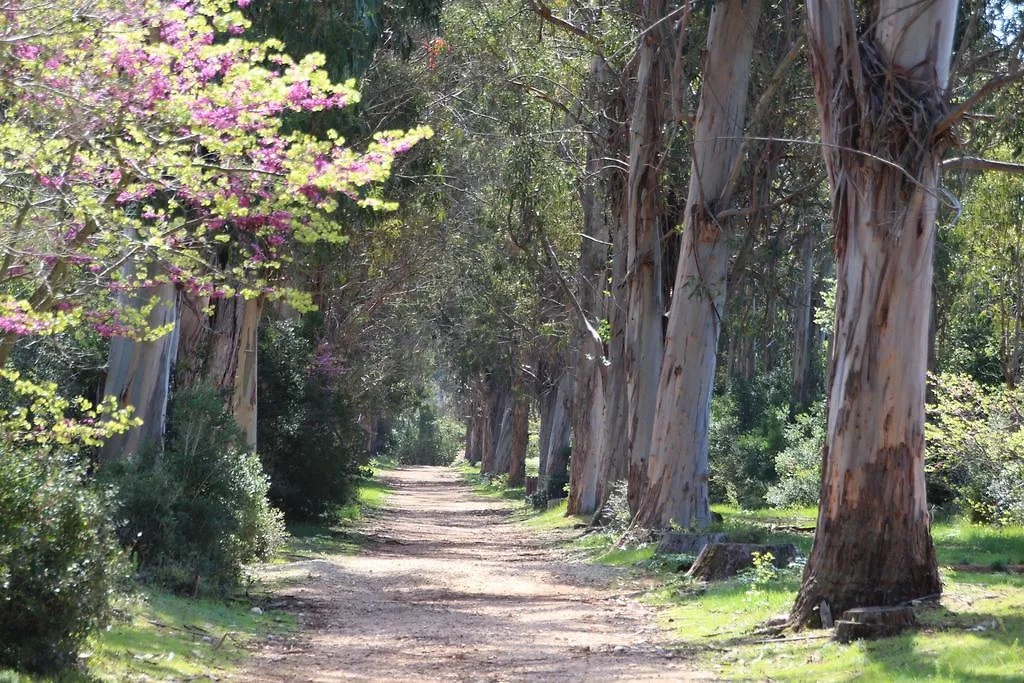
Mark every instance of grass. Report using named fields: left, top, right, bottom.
left=454, top=461, right=527, bottom=501
left=497, top=491, right=1024, bottom=682
left=1, top=472, right=392, bottom=682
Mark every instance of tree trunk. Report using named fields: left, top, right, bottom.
left=790, top=0, right=954, bottom=626
left=508, top=394, right=529, bottom=488
left=99, top=280, right=179, bottom=461
left=567, top=56, right=618, bottom=515
left=175, top=290, right=211, bottom=390
left=624, top=0, right=667, bottom=513
left=540, top=367, right=572, bottom=497
left=637, top=0, right=762, bottom=529
left=792, top=232, right=816, bottom=408
left=206, top=295, right=263, bottom=448
left=491, top=389, right=514, bottom=476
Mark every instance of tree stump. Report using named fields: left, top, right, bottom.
left=834, top=606, right=916, bottom=643
left=685, top=543, right=801, bottom=581
left=656, top=532, right=728, bottom=555
left=525, top=476, right=539, bottom=496
left=546, top=498, right=565, bottom=511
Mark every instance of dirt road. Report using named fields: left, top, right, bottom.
left=245, top=466, right=705, bottom=682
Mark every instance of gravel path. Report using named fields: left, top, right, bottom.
left=243, top=466, right=708, bottom=682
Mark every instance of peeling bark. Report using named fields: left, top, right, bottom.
left=206, top=295, right=263, bottom=448
left=791, top=0, right=954, bottom=626
left=624, top=0, right=668, bottom=513
left=637, top=0, right=763, bottom=529
left=99, top=280, right=178, bottom=462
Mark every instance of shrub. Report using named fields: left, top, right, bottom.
left=258, top=320, right=369, bottom=520
left=926, top=373, right=1024, bottom=523
left=386, top=402, right=464, bottom=466
left=766, top=401, right=825, bottom=508
left=106, top=386, right=284, bottom=593
left=708, top=378, right=787, bottom=508
left=0, top=445, right=124, bottom=673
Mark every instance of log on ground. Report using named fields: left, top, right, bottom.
left=685, top=543, right=800, bottom=581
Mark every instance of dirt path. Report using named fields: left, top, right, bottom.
left=244, top=466, right=707, bottom=682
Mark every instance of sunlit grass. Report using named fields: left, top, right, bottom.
left=74, top=589, right=296, bottom=682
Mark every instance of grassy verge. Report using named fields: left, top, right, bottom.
left=460, top=472, right=1024, bottom=682
left=0, top=471, right=393, bottom=682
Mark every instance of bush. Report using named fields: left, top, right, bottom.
left=106, top=386, right=284, bottom=593
left=258, top=320, right=369, bottom=520
left=927, top=373, right=1024, bottom=523
left=0, top=446, right=124, bottom=673
left=708, top=373, right=788, bottom=508
left=766, top=401, right=825, bottom=508
left=386, top=402, right=464, bottom=466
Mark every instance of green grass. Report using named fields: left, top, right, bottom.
left=0, top=472, right=394, bottom=682
left=454, top=461, right=527, bottom=500
left=518, top=500, right=1024, bottom=681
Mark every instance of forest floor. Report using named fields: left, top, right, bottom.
left=241, top=466, right=707, bottom=682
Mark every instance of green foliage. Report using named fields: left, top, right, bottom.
left=105, top=386, right=284, bottom=594
left=258, top=320, right=369, bottom=521
left=708, top=372, right=789, bottom=508
left=0, top=445, right=124, bottom=673
left=926, top=373, right=1024, bottom=523
left=385, top=402, right=464, bottom=466
left=766, top=401, right=826, bottom=508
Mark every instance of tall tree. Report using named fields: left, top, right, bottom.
left=636, top=0, right=763, bottom=528
left=790, top=0, right=958, bottom=625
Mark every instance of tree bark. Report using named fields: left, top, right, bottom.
left=791, top=0, right=954, bottom=626
left=637, top=0, right=762, bottom=529
left=624, top=0, right=667, bottom=513
left=539, top=365, right=572, bottom=497
left=508, top=393, right=529, bottom=487
left=99, top=280, right=179, bottom=461
left=206, top=295, right=263, bottom=448
left=792, top=231, right=817, bottom=408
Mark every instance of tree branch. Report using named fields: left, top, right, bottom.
left=935, top=68, right=1024, bottom=138
left=527, top=0, right=600, bottom=47
left=942, top=156, right=1024, bottom=174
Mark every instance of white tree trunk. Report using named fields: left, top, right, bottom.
left=791, top=0, right=955, bottom=625
left=100, top=280, right=179, bottom=461
left=637, top=0, right=762, bottom=529
left=624, top=1, right=667, bottom=512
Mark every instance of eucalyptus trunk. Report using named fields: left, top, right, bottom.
left=539, top=365, right=573, bottom=497
left=790, top=0, right=955, bottom=626
left=568, top=55, right=620, bottom=515
left=508, top=394, right=529, bottom=488
left=624, top=0, right=667, bottom=512
left=637, top=0, right=762, bottom=529
left=99, top=281, right=178, bottom=461
left=206, top=295, right=263, bottom=448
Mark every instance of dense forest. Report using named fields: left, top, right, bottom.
left=2, top=0, right=1024, bottom=677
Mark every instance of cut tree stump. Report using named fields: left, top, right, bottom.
left=656, top=532, right=728, bottom=555
left=525, top=476, right=539, bottom=495
left=685, top=543, right=801, bottom=581
left=834, top=606, right=916, bottom=643
left=546, top=497, right=565, bottom=511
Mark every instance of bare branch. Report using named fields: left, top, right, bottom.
left=942, top=156, right=1024, bottom=174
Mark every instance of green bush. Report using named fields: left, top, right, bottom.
left=106, top=386, right=284, bottom=593
left=708, top=373, right=788, bottom=508
left=926, top=373, right=1024, bottom=523
left=258, top=320, right=369, bottom=520
left=766, top=402, right=825, bottom=508
left=386, top=402, right=464, bottom=466
left=0, top=446, right=124, bottom=673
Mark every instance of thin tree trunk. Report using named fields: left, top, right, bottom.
left=637, top=0, right=762, bottom=529
left=541, top=368, right=573, bottom=497
left=624, top=0, right=667, bottom=513
left=792, top=232, right=816, bottom=408
left=790, top=0, right=955, bottom=626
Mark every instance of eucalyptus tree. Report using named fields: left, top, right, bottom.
left=789, top=0, right=959, bottom=625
